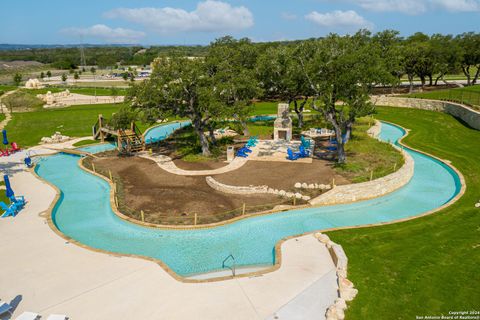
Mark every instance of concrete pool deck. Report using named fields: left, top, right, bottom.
left=0, top=149, right=340, bottom=320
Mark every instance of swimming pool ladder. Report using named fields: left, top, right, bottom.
left=222, top=254, right=236, bottom=277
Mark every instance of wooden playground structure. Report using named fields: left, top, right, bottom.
left=92, top=114, right=145, bottom=154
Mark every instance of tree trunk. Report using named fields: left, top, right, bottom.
left=326, top=111, right=347, bottom=164
left=241, top=120, right=249, bottom=136
left=336, top=141, right=346, bottom=164
left=428, top=75, right=433, bottom=86
left=434, top=74, right=444, bottom=86
left=472, top=66, right=480, bottom=85
left=192, top=119, right=211, bottom=156
left=208, top=125, right=217, bottom=145
left=408, top=74, right=414, bottom=93
left=293, top=99, right=307, bottom=129
left=462, top=66, right=471, bottom=86
left=420, top=76, right=426, bottom=88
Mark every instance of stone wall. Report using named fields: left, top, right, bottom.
left=205, top=176, right=311, bottom=200
left=314, top=233, right=357, bottom=320
left=309, top=135, right=414, bottom=206
left=206, top=176, right=269, bottom=195
left=373, top=96, right=480, bottom=130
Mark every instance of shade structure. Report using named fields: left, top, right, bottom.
left=2, top=130, right=8, bottom=146
left=3, top=175, right=14, bottom=198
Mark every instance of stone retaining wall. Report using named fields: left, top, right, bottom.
left=309, top=127, right=414, bottom=206
left=373, top=96, right=480, bottom=130
left=206, top=176, right=269, bottom=195
left=206, top=176, right=311, bottom=200
left=314, top=233, right=357, bottom=320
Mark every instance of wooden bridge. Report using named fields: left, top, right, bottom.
left=92, top=114, right=145, bottom=154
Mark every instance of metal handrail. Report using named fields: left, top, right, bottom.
left=222, top=254, right=236, bottom=277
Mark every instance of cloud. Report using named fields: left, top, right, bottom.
left=350, top=0, right=427, bottom=14
left=305, top=10, right=373, bottom=30
left=348, top=0, right=480, bottom=14
left=61, top=24, right=145, bottom=43
left=432, top=0, right=480, bottom=12
left=104, top=0, right=254, bottom=34
left=281, top=12, right=298, bottom=21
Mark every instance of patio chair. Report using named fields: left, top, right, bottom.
left=10, top=195, right=26, bottom=208
left=11, top=142, right=21, bottom=153
left=301, top=136, right=311, bottom=149
left=238, top=146, right=252, bottom=153
left=299, top=145, right=310, bottom=157
left=24, top=156, right=33, bottom=168
left=47, top=314, right=69, bottom=320
left=0, top=302, right=12, bottom=317
left=286, top=148, right=300, bottom=161
left=236, top=150, right=248, bottom=158
left=0, top=201, right=18, bottom=217
left=15, top=311, right=41, bottom=320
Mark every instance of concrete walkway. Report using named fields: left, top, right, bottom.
left=0, top=152, right=339, bottom=320
left=140, top=153, right=248, bottom=176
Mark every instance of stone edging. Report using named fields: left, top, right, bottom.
left=309, top=121, right=414, bottom=206
left=206, top=176, right=311, bottom=200
left=314, top=233, right=358, bottom=320
left=372, top=95, right=480, bottom=130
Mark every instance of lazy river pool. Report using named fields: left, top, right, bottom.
left=34, top=122, right=462, bottom=276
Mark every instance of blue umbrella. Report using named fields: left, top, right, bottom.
left=4, top=175, right=14, bottom=198
left=2, top=130, right=8, bottom=146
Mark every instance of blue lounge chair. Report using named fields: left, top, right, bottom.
left=238, top=147, right=252, bottom=153
left=331, top=134, right=348, bottom=145
left=236, top=150, right=248, bottom=158
left=10, top=195, right=26, bottom=208
left=24, top=156, right=33, bottom=168
left=299, top=145, right=310, bottom=157
left=326, top=145, right=337, bottom=152
left=1, top=201, right=18, bottom=217
left=287, top=148, right=300, bottom=161
left=301, top=136, right=311, bottom=149
left=0, top=302, right=12, bottom=317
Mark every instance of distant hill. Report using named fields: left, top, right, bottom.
left=0, top=44, right=140, bottom=51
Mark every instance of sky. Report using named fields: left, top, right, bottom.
left=1, top=0, right=480, bottom=45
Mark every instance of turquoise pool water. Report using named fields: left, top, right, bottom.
left=143, top=121, right=191, bottom=144
left=35, top=122, right=461, bottom=276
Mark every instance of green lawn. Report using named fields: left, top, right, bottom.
left=328, top=106, right=480, bottom=319
left=251, top=100, right=317, bottom=116
left=0, top=85, right=18, bottom=96
left=404, top=85, right=480, bottom=108
left=72, top=139, right=98, bottom=147
left=5, top=103, right=124, bottom=147
left=21, top=86, right=128, bottom=96
left=0, top=113, right=5, bottom=122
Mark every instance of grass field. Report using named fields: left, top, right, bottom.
left=328, top=106, right=480, bottom=319
left=5, top=103, right=124, bottom=146
left=251, top=100, right=317, bottom=115
left=72, top=139, right=99, bottom=147
left=21, top=86, right=129, bottom=96
left=0, top=85, right=17, bottom=96
left=0, top=113, right=5, bottom=122
left=405, top=85, right=480, bottom=108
